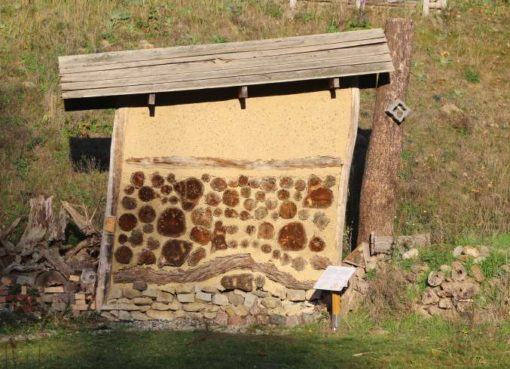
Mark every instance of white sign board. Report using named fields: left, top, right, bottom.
left=313, top=266, right=357, bottom=292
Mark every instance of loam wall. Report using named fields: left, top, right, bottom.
left=103, top=89, right=358, bottom=326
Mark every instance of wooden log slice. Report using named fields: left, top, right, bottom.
left=151, top=173, right=165, bottom=188
left=226, top=225, right=239, bottom=235
left=147, top=237, right=160, bottom=250
left=291, top=256, right=306, bottom=271
left=121, top=196, right=137, bottom=210
left=222, top=189, right=240, bottom=207
left=243, top=198, right=256, bottom=211
left=159, top=239, right=193, bottom=267
left=228, top=240, right=238, bottom=248
left=277, top=189, right=290, bottom=200
left=118, top=213, right=138, bottom=232
left=248, top=179, right=260, bottom=189
left=240, top=187, right=251, bottom=198
left=265, top=198, right=278, bottom=210
left=279, top=176, right=293, bottom=189
left=211, top=221, right=227, bottom=252
left=254, top=206, right=268, bottom=220
left=169, top=196, right=179, bottom=204
left=313, top=212, right=330, bottom=230
left=241, top=239, right=250, bottom=248
left=294, top=179, right=306, bottom=191
left=224, top=208, right=239, bottom=218
left=240, top=210, right=252, bottom=221
left=118, top=234, right=128, bottom=244
left=210, top=177, right=227, bottom=192
left=279, top=200, right=297, bottom=219
left=131, top=171, right=145, bottom=188
left=304, top=187, right=334, bottom=208
left=191, top=207, right=213, bottom=228
left=160, top=185, right=173, bottom=195
left=129, top=229, right=144, bottom=246
left=221, top=273, right=253, bottom=292
left=138, top=186, right=156, bottom=202
left=245, top=225, right=256, bottom=236
left=188, top=247, right=206, bottom=267
left=281, top=253, right=291, bottom=266
left=138, top=205, right=156, bottom=223
left=137, top=249, right=156, bottom=265
left=272, top=250, right=281, bottom=260
left=166, top=173, right=176, bottom=184
left=260, top=177, right=277, bottom=192
left=324, top=175, right=336, bottom=188
left=124, top=185, right=135, bottom=195
left=190, top=226, right=211, bottom=246
left=255, top=191, right=266, bottom=202
left=261, top=244, right=272, bottom=253
left=309, top=236, right=326, bottom=252
left=115, top=245, right=133, bottom=264
left=213, top=208, right=223, bottom=217
left=205, top=192, right=221, bottom=207
left=310, top=255, right=332, bottom=270
left=228, top=179, right=238, bottom=188
left=293, top=191, right=303, bottom=201
left=157, top=208, right=186, bottom=237
left=258, top=222, right=275, bottom=240
left=201, top=173, right=210, bottom=182
left=143, top=223, right=154, bottom=233
left=238, top=175, right=249, bottom=187
left=278, top=222, right=307, bottom=251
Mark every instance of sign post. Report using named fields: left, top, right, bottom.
left=314, top=266, right=356, bottom=331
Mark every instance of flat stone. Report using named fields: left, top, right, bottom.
left=268, top=286, right=287, bottom=299
left=118, top=311, right=132, bottom=321
left=132, top=297, right=153, bottom=305
left=282, top=301, right=303, bottom=316
left=117, top=298, right=132, bottom=304
left=233, top=289, right=247, bottom=297
left=243, top=293, right=257, bottom=309
left=402, top=248, right=419, bottom=260
left=204, top=311, right=217, bottom=319
left=175, top=310, right=186, bottom=318
left=214, top=310, right=228, bottom=325
left=133, top=280, right=148, bottom=291
left=439, top=264, right=451, bottom=273
left=286, top=315, right=300, bottom=326
left=156, top=291, right=174, bottom=303
left=270, top=314, right=286, bottom=326
left=146, top=309, right=174, bottom=320
left=453, top=246, right=464, bottom=258
left=109, top=287, right=122, bottom=299
left=100, top=311, right=116, bottom=321
left=167, top=301, right=182, bottom=311
left=253, top=290, right=268, bottom=298
left=212, top=293, right=228, bottom=306
left=131, top=311, right=149, bottom=320
left=305, top=289, right=317, bottom=300
left=463, top=246, right=480, bottom=258
left=151, top=302, right=172, bottom=311
left=142, top=288, right=158, bottom=298
left=138, top=305, right=150, bottom=312
left=228, top=292, right=245, bottom=306
left=441, top=281, right=479, bottom=299
left=175, top=284, right=195, bottom=294
left=123, top=288, right=141, bottom=299
left=183, top=303, right=206, bottom=312
left=421, top=288, right=439, bottom=305
left=438, top=298, right=453, bottom=310
left=201, top=285, right=218, bottom=294
left=261, top=296, right=281, bottom=309
left=286, top=289, right=306, bottom=302
left=101, top=303, right=140, bottom=311
left=228, top=314, right=245, bottom=326
left=177, top=293, right=195, bottom=303
left=160, top=285, right=176, bottom=294
left=195, top=291, right=212, bottom=302
left=479, top=246, right=490, bottom=257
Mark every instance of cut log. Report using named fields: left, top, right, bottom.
left=114, top=253, right=314, bottom=290
left=357, top=18, right=415, bottom=244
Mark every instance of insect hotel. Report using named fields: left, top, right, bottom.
left=58, top=29, right=393, bottom=325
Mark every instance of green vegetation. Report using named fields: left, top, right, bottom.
left=0, top=314, right=508, bottom=369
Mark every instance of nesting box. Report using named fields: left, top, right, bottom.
left=59, top=29, right=393, bottom=324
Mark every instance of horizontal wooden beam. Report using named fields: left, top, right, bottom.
left=113, top=253, right=315, bottom=290
left=125, top=155, right=343, bottom=170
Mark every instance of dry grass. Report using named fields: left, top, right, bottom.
left=0, top=0, right=509, bottom=245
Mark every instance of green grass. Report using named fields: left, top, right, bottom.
left=0, top=314, right=509, bottom=369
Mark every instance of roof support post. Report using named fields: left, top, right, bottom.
left=329, top=77, right=340, bottom=98
left=238, top=86, right=248, bottom=109
left=148, top=93, right=156, bottom=117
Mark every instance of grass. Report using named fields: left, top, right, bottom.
left=0, top=2, right=509, bottom=238
left=0, top=313, right=508, bottom=369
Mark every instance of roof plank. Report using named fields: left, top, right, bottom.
left=59, top=29, right=393, bottom=101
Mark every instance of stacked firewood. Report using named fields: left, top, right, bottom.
left=0, top=196, right=100, bottom=315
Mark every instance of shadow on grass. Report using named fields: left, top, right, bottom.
left=2, top=329, right=381, bottom=369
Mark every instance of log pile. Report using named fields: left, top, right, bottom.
left=0, top=196, right=100, bottom=315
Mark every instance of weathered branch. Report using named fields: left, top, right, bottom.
left=114, top=253, right=314, bottom=290
left=126, top=155, right=342, bottom=170
left=62, top=201, right=98, bottom=236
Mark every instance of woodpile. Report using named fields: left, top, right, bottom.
left=0, top=196, right=100, bottom=316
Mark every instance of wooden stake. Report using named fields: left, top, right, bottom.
left=148, top=93, right=156, bottom=116
left=331, top=291, right=341, bottom=331
left=238, top=86, right=248, bottom=109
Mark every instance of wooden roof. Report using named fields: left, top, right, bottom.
left=59, top=29, right=393, bottom=100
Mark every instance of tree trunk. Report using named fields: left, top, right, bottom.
left=357, top=18, right=414, bottom=245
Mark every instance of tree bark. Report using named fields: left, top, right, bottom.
left=357, top=18, right=414, bottom=244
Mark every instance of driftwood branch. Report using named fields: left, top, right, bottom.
left=126, top=155, right=342, bottom=170
left=114, top=254, right=314, bottom=290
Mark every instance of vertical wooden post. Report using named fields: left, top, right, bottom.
left=95, top=108, right=126, bottom=310
left=357, top=18, right=415, bottom=245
